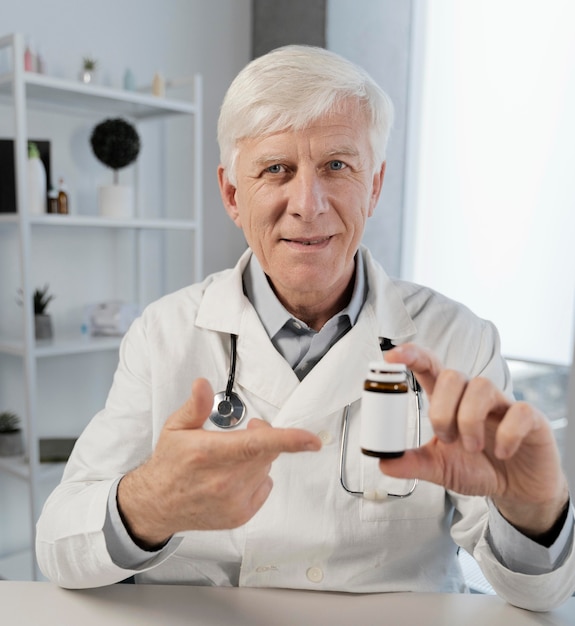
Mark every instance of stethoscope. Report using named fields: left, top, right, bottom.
left=209, top=334, right=422, bottom=499
left=208, top=334, right=246, bottom=428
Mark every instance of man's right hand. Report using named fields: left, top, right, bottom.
left=117, top=378, right=322, bottom=549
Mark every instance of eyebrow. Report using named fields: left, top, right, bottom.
left=253, top=154, right=290, bottom=167
left=253, top=146, right=361, bottom=167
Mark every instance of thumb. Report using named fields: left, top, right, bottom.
left=378, top=443, right=443, bottom=486
left=165, top=378, right=214, bottom=431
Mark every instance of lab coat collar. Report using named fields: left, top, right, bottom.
left=195, top=247, right=418, bottom=419
left=196, top=246, right=416, bottom=339
left=196, top=248, right=253, bottom=335
left=361, top=246, right=418, bottom=342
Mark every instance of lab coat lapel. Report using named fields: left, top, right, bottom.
left=271, top=312, right=382, bottom=427
left=197, top=249, right=300, bottom=408
left=236, top=305, right=301, bottom=407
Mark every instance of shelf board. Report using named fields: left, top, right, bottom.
left=0, top=71, right=197, bottom=119
left=0, top=334, right=122, bottom=358
left=0, top=456, right=66, bottom=482
left=0, top=213, right=197, bottom=230
left=31, top=214, right=198, bottom=230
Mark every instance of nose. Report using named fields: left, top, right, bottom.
left=287, top=168, right=329, bottom=220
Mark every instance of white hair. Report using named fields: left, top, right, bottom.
left=217, top=45, right=394, bottom=184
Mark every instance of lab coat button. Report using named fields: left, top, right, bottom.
left=317, top=430, right=333, bottom=445
left=306, top=566, right=324, bottom=583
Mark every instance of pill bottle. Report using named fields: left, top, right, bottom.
left=360, top=361, right=408, bottom=458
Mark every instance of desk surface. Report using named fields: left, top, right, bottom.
left=1, top=582, right=573, bottom=626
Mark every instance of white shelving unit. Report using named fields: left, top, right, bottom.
left=0, top=33, right=203, bottom=580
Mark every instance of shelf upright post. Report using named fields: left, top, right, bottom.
left=11, top=32, right=42, bottom=580
left=193, top=73, right=203, bottom=282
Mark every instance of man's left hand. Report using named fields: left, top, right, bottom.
left=380, top=343, right=569, bottom=539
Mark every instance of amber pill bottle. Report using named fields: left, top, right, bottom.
left=360, top=361, right=408, bottom=458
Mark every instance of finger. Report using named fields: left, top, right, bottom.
left=428, top=369, right=468, bottom=444
left=384, top=343, right=442, bottom=396
left=492, top=401, right=543, bottom=460
left=165, top=378, right=214, bottom=431
left=379, top=445, right=443, bottom=486
left=206, top=427, right=322, bottom=464
left=450, top=376, right=510, bottom=453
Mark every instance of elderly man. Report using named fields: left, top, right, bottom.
left=37, top=45, right=574, bottom=611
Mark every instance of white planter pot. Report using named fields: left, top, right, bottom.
left=98, top=184, right=134, bottom=219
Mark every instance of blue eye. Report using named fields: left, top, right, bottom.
left=266, top=164, right=284, bottom=174
left=329, top=160, right=346, bottom=170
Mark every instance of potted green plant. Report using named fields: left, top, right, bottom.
left=18, top=283, right=56, bottom=340
left=0, top=411, right=24, bottom=457
left=80, top=56, right=98, bottom=84
left=90, top=118, right=141, bottom=218
left=34, top=283, right=55, bottom=339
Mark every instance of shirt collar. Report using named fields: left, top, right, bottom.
left=243, top=252, right=367, bottom=339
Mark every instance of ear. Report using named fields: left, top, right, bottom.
left=368, top=162, right=386, bottom=217
left=218, top=165, right=241, bottom=227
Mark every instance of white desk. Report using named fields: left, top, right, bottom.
left=1, top=582, right=574, bottom=625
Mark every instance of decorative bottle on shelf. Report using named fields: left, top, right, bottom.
left=152, top=71, right=165, bottom=97
left=24, top=38, right=35, bottom=72
left=27, top=142, right=47, bottom=215
left=57, top=177, right=69, bottom=214
left=36, top=47, right=46, bottom=74
left=48, top=188, right=59, bottom=213
left=123, top=68, right=136, bottom=91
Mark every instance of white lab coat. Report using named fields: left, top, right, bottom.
left=36, top=247, right=575, bottom=611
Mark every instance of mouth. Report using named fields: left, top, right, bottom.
left=282, top=236, right=332, bottom=246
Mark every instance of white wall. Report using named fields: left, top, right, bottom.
left=326, top=0, right=413, bottom=278
left=0, top=0, right=250, bottom=569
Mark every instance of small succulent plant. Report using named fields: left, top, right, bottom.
left=82, top=56, right=98, bottom=71
left=0, top=411, right=21, bottom=433
left=33, top=284, right=55, bottom=315
left=17, top=284, right=55, bottom=315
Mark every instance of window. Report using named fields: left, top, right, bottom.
left=405, top=0, right=575, bottom=367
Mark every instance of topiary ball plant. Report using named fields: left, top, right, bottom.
left=90, top=118, right=141, bottom=184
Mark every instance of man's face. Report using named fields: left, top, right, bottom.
left=219, top=101, right=385, bottom=315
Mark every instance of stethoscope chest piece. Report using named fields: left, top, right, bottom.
left=208, top=334, right=246, bottom=429
left=209, top=390, right=245, bottom=428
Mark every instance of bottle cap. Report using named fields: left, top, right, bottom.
left=368, top=360, right=406, bottom=373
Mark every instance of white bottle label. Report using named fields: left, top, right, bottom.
left=360, top=390, right=408, bottom=453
